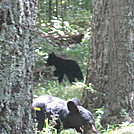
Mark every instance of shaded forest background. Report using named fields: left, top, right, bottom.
left=33, top=0, right=92, bottom=99
left=33, top=0, right=134, bottom=133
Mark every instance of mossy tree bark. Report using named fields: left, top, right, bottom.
left=0, top=0, right=37, bottom=133
left=82, top=0, right=134, bottom=126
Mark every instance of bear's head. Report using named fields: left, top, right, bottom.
left=63, top=101, right=98, bottom=134
left=46, top=52, right=57, bottom=66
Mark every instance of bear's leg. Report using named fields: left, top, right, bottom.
left=76, top=72, right=83, bottom=81
left=36, top=111, right=45, bottom=131
left=53, top=70, right=59, bottom=76
left=66, top=74, right=75, bottom=83
left=37, top=119, right=45, bottom=131
left=58, top=73, right=64, bottom=83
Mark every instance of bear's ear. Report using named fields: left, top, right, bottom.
left=51, top=52, right=55, bottom=56
left=67, top=101, right=79, bottom=113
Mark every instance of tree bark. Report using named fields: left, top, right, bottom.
left=56, top=0, right=59, bottom=17
left=0, top=0, right=37, bottom=133
left=49, top=0, right=53, bottom=21
left=82, top=0, right=134, bottom=126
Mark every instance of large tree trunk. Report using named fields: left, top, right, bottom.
left=0, top=0, right=37, bottom=133
left=82, top=0, right=134, bottom=126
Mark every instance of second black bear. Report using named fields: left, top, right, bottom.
left=32, top=95, right=98, bottom=134
left=46, top=52, right=83, bottom=83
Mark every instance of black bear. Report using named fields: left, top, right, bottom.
left=32, top=95, right=98, bottom=134
left=46, top=52, right=83, bottom=83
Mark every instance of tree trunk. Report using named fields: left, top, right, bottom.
left=82, top=0, right=134, bottom=126
left=0, top=0, right=37, bottom=133
left=49, top=0, right=53, bottom=21
left=56, top=0, right=59, bottom=17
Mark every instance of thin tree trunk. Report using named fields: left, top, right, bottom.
left=60, top=0, right=64, bottom=27
left=82, top=0, right=134, bottom=126
left=49, top=0, right=53, bottom=21
left=56, top=0, right=58, bottom=17
left=67, top=0, right=70, bottom=8
left=0, top=0, right=37, bottom=133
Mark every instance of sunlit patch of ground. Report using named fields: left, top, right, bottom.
left=102, top=126, right=134, bottom=134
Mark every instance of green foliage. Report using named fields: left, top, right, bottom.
left=36, top=118, right=80, bottom=134
left=65, top=9, right=92, bottom=31
left=93, top=108, right=104, bottom=130
left=34, top=118, right=56, bottom=134
left=37, top=0, right=92, bottom=23
left=34, top=81, right=86, bottom=101
left=101, top=122, right=134, bottom=134
left=35, top=116, right=134, bottom=134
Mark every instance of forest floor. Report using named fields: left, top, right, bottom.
left=102, top=125, right=134, bottom=134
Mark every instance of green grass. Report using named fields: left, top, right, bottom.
left=101, top=124, right=134, bottom=134
left=34, top=81, right=86, bottom=101
left=35, top=120, right=134, bottom=134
